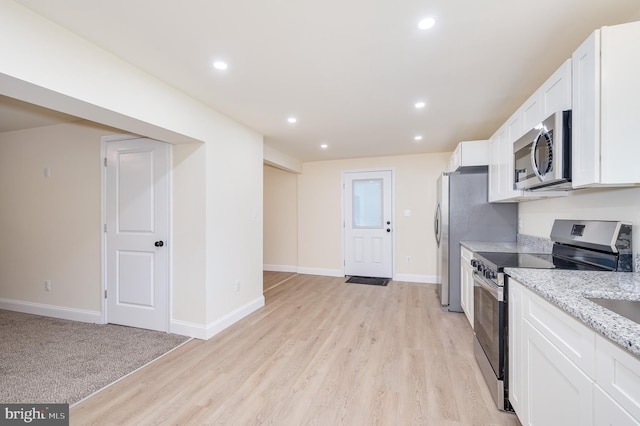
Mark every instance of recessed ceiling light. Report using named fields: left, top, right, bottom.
left=287, top=117, right=297, bottom=124
left=418, top=17, right=436, bottom=30
left=320, top=144, right=328, bottom=149
left=213, top=61, right=228, bottom=70
left=414, top=135, right=423, bottom=141
left=414, top=101, right=426, bottom=109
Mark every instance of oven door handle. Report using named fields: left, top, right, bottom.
left=473, top=272, right=503, bottom=302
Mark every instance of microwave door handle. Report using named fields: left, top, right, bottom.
left=530, top=130, right=542, bottom=180
left=531, top=129, right=546, bottom=181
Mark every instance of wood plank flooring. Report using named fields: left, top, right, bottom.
left=263, top=271, right=296, bottom=292
left=71, top=275, right=521, bottom=425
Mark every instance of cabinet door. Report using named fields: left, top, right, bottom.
left=460, top=247, right=474, bottom=328
left=599, top=22, right=640, bottom=185
left=507, top=108, right=524, bottom=144
left=524, top=319, right=594, bottom=426
left=541, top=59, right=572, bottom=117
left=488, top=134, right=501, bottom=202
left=595, top=334, right=640, bottom=421
left=572, top=30, right=600, bottom=188
left=521, top=91, right=541, bottom=131
left=523, top=284, right=595, bottom=375
left=508, top=279, right=525, bottom=421
left=594, top=386, right=640, bottom=426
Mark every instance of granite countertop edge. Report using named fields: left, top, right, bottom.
left=504, top=268, right=640, bottom=358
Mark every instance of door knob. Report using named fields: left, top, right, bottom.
left=154, top=241, right=164, bottom=247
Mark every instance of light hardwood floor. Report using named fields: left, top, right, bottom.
left=263, top=271, right=297, bottom=292
left=71, top=275, right=520, bottom=425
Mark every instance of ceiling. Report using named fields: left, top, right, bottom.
left=4, top=0, right=640, bottom=162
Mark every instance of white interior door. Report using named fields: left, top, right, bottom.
left=105, top=138, right=169, bottom=332
left=344, top=170, right=393, bottom=278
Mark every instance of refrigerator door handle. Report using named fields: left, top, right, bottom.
left=434, top=203, right=442, bottom=246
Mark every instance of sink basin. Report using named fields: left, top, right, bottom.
left=588, top=298, right=640, bottom=325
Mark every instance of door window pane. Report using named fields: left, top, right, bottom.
left=352, top=179, right=383, bottom=228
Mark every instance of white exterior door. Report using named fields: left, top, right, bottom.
left=105, top=138, right=170, bottom=332
left=343, top=170, right=393, bottom=278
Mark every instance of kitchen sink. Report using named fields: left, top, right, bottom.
left=587, top=298, right=640, bottom=325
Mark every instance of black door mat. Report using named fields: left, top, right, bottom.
left=346, top=276, right=390, bottom=286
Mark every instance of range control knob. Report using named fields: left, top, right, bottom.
left=471, top=259, right=478, bottom=267
left=485, top=270, right=497, bottom=280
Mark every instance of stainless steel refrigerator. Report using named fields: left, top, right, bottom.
left=434, top=169, right=517, bottom=312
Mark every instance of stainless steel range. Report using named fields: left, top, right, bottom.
left=471, top=219, right=632, bottom=412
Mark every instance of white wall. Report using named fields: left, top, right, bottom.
left=297, top=153, right=449, bottom=282
left=519, top=186, right=640, bottom=260
left=0, top=122, right=108, bottom=316
left=0, top=0, right=264, bottom=338
left=205, top=126, right=264, bottom=327
left=263, top=165, right=298, bottom=271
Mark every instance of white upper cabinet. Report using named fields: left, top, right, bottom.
left=521, top=59, right=572, bottom=131
left=488, top=125, right=511, bottom=202
left=541, top=58, right=572, bottom=117
left=521, top=90, right=541, bottom=133
left=447, top=140, right=489, bottom=172
left=572, top=21, right=640, bottom=188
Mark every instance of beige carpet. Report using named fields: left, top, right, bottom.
left=0, top=309, right=189, bottom=405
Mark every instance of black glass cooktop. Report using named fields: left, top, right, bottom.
left=474, top=249, right=615, bottom=272
left=475, top=252, right=555, bottom=270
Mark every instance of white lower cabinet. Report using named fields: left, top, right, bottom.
left=508, top=279, right=524, bottom=416
left=595, top=334, right=640, bottom=423
left=594, top=386, right=640, bottom=426
left=460, top=246, right=474, bottom=328
left=524, top=320, right=594, bottom=426
left=509, top=278, right=640, bottom=425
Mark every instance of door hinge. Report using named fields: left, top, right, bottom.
left=104, top=224, right=107, bottom=233
left=104, top=157, right=108, bottom=167
left=104, top=290, right=107, bottom=299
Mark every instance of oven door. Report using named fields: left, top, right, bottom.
left=473, top=272, right=505, bottom=379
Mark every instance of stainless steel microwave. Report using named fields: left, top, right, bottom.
left=513, top=110, right=572, bottom=191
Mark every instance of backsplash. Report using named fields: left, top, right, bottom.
left=517, top=233, right=554, bottom=253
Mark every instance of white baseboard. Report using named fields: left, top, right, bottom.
left=170, top=319, right=208, bottom=339
left=170, top=295, right=265, bottom=340
left=296, top=267, right=343, bottom=277
left=393, top=274, right=438, bottom=284
left=0, top=298, right=103, bottom=323
left=263, top=264, right=298, bottom=273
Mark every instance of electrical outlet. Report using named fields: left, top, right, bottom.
left=235, top=280, right=240, bottom=292
left=45, top=280, right=51, bottom=291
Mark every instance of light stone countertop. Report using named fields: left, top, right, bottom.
left=505, top=268, right=640, bottom=358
